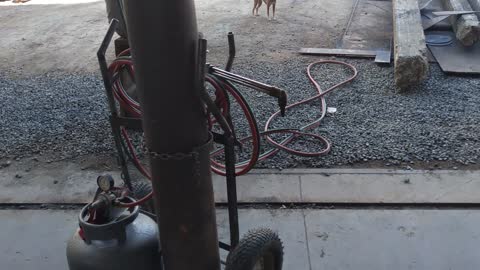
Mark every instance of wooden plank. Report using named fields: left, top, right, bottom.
left=392, top=0, right=429, bottom=90
left=442, top=0, right=480, bottom=46
left=299, top=48, right=377, bottom=57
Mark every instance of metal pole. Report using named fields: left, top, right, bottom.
left=122, top=1, right=220, bottom=270
left=96, top=19, right=133, bottom=190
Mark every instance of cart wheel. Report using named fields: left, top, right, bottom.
left=130, top=180, right=155, bottom=213
left=225, top=228, right=283, bottom=270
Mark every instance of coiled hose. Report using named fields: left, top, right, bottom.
left=108, top=49, right=357, bottom=206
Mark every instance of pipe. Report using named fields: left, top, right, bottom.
left=122, top=1, right=220, bottom=270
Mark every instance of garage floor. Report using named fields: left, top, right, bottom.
left=2, top=208, right=480, bottom=270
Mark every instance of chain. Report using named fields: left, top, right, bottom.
left=148, top=151, right=198, bottom=161
left=144, top=135, right=212, bottom=178
left=147, top=149, right=200, bottom=177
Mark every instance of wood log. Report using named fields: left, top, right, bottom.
left=443, top=0, right=480, bottom=46
left=392, top=0, right=429, bottom=90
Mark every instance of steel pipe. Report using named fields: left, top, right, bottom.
left=122, top=1, right=220, bottom=270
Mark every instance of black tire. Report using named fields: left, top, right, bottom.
left=130, top=180, right=155, bottom=213
left=225, top=228, right=284, bottom=270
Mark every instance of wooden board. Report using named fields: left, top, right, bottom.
left=392, top=0, right=429, bottom=90
left=442, top=0, right=480, bottom=46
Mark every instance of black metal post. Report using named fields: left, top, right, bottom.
left=122, top=1, right=220, bottom=270
left=224, top=138, right=240, bottom=247
left=97, top=19, right=133, bottom=190
left=225, top=32, right=235, bottom=72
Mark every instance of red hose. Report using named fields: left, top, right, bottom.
left=107, top=56, right=357, bottom=207
left=207, top=60, right=357, bottom=170
left=262, top=60, right=357, bottom=157
left=206, top=76, right=260, bottom=176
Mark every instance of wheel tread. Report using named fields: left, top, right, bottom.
left=225, top=228, right=283, bottom=270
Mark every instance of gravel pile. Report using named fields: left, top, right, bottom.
left=1, top=58, right=479, bottom=168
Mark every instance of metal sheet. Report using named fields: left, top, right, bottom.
left=299, top=48, right=377, bottom=57
left=419, top=0, right=433, bottom=10
left=374, top=39, right=392, bottom=64
left=299, top=47, right=391, bottom=64
left=422, top=15, right=450, bottom=30
left=420, top=0, right=453, bottom=30
left=426, top=33, right=454, bottom=46
left=428, top=31, right=480, bottom=74
left=338, top=0, right=393, bottom=51
left=374, top=51, right=391, bottom=63
left=432, top=10, right=480, bottom=15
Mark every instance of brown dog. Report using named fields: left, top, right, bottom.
left=252, top=0, right=276, bottom=20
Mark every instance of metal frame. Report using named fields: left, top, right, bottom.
left=97, top=19, right=139, bottom=191
left=98, top=19, right=287, bottom=256
left=98, top=20, right=241, bottom=254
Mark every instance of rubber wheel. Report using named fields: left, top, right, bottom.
left=130, top=180, right=155, bottom=213
left=225, top=228, right=284, bottom=270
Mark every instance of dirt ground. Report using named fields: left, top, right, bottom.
left=0, top=0, right=353, bottom=75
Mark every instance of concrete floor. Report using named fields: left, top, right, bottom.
left=2, top=208, right=480, bottom=270
left=2, top=162, right=480, bottom=204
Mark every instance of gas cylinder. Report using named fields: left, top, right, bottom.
left=66, top=196, right=161, bottom=270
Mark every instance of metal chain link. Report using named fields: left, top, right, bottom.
left=144, top=134, right=212, bottom=178
left=148, top=151, right=197, bottom=160
left=147, top=149, right=200, bottom=177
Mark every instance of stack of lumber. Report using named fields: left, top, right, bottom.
left=443, top=0, right=480, bottom=46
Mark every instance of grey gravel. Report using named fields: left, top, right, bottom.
left=1, top=160, right=11, bottom=168
left=1, top=57, right=480, bottom=169
left=226, top=56, right=480, bottom=168
left=0, top=73, right=113, bottom=160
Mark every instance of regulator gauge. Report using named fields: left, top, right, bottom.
left=97, top=175, right=114, bottom=192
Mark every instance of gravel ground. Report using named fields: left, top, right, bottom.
left=0, top=73, right=113, bottom=161
left=1, top=58, right=480, bottom=169
left=226, top=57, right=480, bottom=168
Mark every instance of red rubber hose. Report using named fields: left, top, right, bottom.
left=262, top=60, right=358, bottom=158
left=206, top=75, right=260, bottom=176
left=107, top=57, right=357, bottom=207
left=208, top=60, right=357, bottom=170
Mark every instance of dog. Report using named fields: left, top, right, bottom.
left=252, top=0, right=276, bottom=20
